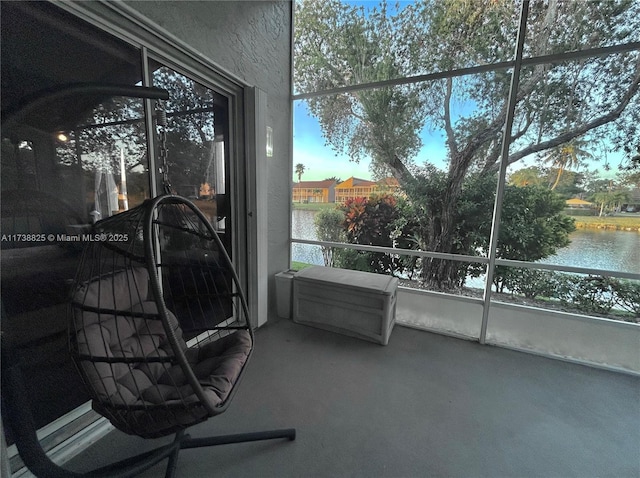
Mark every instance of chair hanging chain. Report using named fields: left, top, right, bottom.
left=156, top=99, right=172, bottom=194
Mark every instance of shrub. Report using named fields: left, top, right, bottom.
left=503, top=270, right=638, bottom=321
left=501, top=267, right=557, bottom=299
left=552, top=273, right=616, bottom=315
left=575, top=276, right=618, bottom=315
left=314, top=208, right=345, bottom=267
left=610, top=279, right=640, bottom=318
left=339, top=195, right=401, bottom=274
left=563, top=208, right=597, bottom=216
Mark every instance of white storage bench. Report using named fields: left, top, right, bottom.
left=292, top=266, right=398, bottom=345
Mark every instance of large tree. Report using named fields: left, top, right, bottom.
left=295, top=0, right=640, bottom=288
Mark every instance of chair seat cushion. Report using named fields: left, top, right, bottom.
left=143, top=330, right=252, bottom=406
left=95, top=329, right=252, bottom=438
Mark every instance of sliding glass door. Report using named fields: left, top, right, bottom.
left=1, top=2, right=242, bottom=468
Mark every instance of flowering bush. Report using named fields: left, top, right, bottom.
left=337, top=195, right=402, bottom=275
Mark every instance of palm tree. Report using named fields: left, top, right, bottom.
left=592, top=187, right=630, bottom=217
left=508, top=167, right=544, bottom=187
left=544, top=138, right=593, bottom=190
left=295, top=163, right=306, bottom=183
left=593, top=191, right=615, bottom=217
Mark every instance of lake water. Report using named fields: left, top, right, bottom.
left=292, top=209, right=640, bottom=275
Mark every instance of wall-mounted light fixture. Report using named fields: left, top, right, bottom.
left=266, top=126, right=273, bottom=158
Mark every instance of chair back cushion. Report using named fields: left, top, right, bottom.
left=71, top=267, right=184, bottom=403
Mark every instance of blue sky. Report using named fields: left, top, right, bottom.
left=293, top=101, right=372, bottom=181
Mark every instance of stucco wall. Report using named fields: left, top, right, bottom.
left=125, top=1, right=292, bottom=318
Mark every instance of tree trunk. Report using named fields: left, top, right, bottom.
left=550, top=166, right=564, bottom=190
left=420, top=155, right=470, bottom=290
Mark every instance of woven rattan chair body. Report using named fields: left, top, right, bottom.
left=69, top=195, right=253, bottom=439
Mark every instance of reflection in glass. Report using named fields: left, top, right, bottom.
left=151, top=65, right=230, bottom=235
left=0, top=1, right=145, bottom=440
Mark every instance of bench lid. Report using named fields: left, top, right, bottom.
left=294, top=266, right=398, bottom=295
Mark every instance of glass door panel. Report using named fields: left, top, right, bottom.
left=0, top=1, right=146, bottom=443
left=150, top=64, right=231, bottom=243
left=150, top=63, right=234, bottom=338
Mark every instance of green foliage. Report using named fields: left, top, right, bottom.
left=294, top=0, right=429, bottom=179
left=509, top=166, right=585, bottom=197
left=591, top=189, right=631, bottom=216
left=493, top=185, right=575, bottom=291
left=291, top=261, right=314, bottom=270
left=314, top=208, right=345, bottom=267
left=295, top=0, right=640, bottom=286
left=322, top=171, right=578, bottom=291
left=543, top=138, right=593, bottom=190
left=509, top=166, right=546, bottom=187
left=498, top=185, right=575, bottom=260
left=610, top=280, right=640, bottom=317
left=395, top=172, right=575, bottom=289
left=618, top=170, right=640, bottom=188
left=501, top=270, right=639, bottom=321
left=574, top=276, right=640, bottom=319
left=334, top=248, right=382, bottom=274
left=400, top=168, right=496, bottom=288
left=501, top=268, right=557, bottom=299
left=555, top=275, right=617, bottom=315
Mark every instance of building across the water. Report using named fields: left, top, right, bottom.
left=293, top=176, right=400, bottom=204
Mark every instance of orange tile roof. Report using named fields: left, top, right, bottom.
left=293, top=180, right=336, bottom=188
left=335, top=177, right=377, bottom=189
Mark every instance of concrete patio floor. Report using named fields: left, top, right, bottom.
left=66, top=317, right=640, bottom=477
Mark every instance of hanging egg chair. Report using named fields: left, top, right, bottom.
left=69, top=194, right=250, bottom=438
left=65, top=194, right=295, bottom=475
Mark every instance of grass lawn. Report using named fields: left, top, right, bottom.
left=291, top=261, right=316, bottom=271
left=571, top=215, right=640, bottom=231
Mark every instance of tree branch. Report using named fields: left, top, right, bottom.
left=460, top=64, right=552, bottom=175
left=511, top=108, right=533, bottom=143
left=390, top=153, right=413, bottom=182
left=443, top=78, right=458, bottom=157
left=506, top=64, right=640, bottom=166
